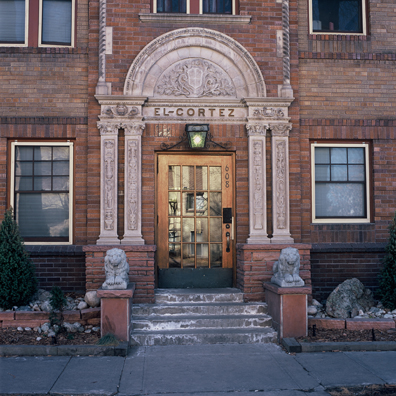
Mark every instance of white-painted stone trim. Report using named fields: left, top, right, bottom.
left=138, top=13, right=251, bottom=25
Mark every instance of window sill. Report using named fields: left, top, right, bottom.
left=139, top=13, right=252, bottom=25
left=309, top=34, right=367, bottom=41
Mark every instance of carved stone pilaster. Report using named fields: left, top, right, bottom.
left=122, top=122, right=145, bottom=245
left=97, top=122, right=120, bottom=245
left=246, top=123, right=270, bottom=244
left=270, top=123, right=294, bottom=243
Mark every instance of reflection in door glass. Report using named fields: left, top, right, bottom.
left=196, top=244, right=209, bottom=267
left=210, top=167, right=221, bottom=190
left=169, top=244, right=181, bottom=268
left=168, top=218, right=181, bottom=242
left=168, top=192, right=180, bottom=216
left=210, top=244, right=222, bottom=267
left=210, top=192, right=222, bottom=216
left=183, top=244, right=195, bottom=267
left=196, top=192, right=208, bottom=216
left=196, top=166, right=208, bottom=190
left=168, top=166, right=180, bottom=190
left=182, top=218, right=194, bottom=242
left=196, top=218, right=208, bottom=242
left=182, top=166, right=194, bottom=190
left=182, top=192, right=195, bottom=216
left=210, top=218, right=222, bottom=242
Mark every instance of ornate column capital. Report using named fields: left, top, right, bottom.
left=97, top=121, right=120, bottom=135
left=122, top=122, right=145, bottom=136
left=269, top=122, right=292, bottom=137
left=246, top=123, right=269, bottom=137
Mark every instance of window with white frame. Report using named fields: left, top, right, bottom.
left=154, top=0, right=233, bottom=14
left=0, top=0, right=75, bottom=47
left=309, top=0, right=366, bottom=35
left=311, top=143, right=370, bottom=223
left=10, top=142, right=73, bottom=244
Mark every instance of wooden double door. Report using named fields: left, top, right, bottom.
left=157, top=153, right=235, bottom=288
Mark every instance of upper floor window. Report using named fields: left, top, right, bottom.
left=10, top=142, right=74, bottom=244
left=311, top=143, right=370, bottom=223
left=154, top=0, right=233, bottom=14
left=309, top=0, right=366, bottom=35
left=0, top=0, right=75, bottom=47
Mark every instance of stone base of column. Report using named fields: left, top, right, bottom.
left=97, top=236, right=120, bottom=245
left=97, top=283, right=135, bottom=342
left=271, top=235, right=294, bottom=244
left=246, top=235, right=271, bottom=244
left=264, top=282, right=311, bottom=340
left=121, top=235, right=145, bottom=245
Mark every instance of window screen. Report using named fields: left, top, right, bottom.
left=0, top=0, right=25, bottom=43
left=42, top=0, right=72, bottom=45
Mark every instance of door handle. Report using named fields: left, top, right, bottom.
left=226, top=232, right=230, bottom=252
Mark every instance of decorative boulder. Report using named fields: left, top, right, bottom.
left=271, top=247, right=305, bottom=287
left=326, top=278, right=376, bottom=318
left=85, top=291, right=100, bottom=308
left=102, top=248, right=129, bottom=290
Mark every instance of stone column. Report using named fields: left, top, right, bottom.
left=270, top=123, right=294, bottom=243
left=121, top=122, right=145, bottom=245
left=246, top=123, right=271, bottom=244
left=97, top=122, right=120, bottom=245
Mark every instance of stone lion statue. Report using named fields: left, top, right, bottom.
left=102, top=248, right=129, bottom=290
left=271, top=247, right=304, bottom=287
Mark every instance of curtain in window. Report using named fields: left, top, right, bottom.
left=42, top=0, right=72, bottom=45
left=0, top=0, right=25, bottom=43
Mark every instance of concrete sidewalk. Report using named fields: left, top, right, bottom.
left=0, top=343, right=395, bottom=396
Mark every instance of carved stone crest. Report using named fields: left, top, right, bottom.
left=253, top=107, right=285, bottom=119
left=155, top=59, right=236, bottom=98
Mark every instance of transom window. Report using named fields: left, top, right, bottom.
left=154, top=0, right=233, bottom=14
left=311, top=143, right=370, bottom=223
left=0, top=0, right=75, bottom=47
left=10, top=142, right=73, bottom=243
left=309, top=0, right=366, bottom=35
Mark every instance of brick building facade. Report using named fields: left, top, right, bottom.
left=0, top=0, right=395, bottom=304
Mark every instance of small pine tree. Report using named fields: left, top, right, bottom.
left=49, top=286, right=67, bottom=334
left=377, top=211, right=396, bottom=310
left=0, top=208, right=37, bottom=309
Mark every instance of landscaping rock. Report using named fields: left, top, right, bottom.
left=308, top=306, right=318, bottom=315
left=85, top=291, right=100, bottom=308
left=77, top=301, right=88, bottom=310
left=326, top=278, right=376, bottom=318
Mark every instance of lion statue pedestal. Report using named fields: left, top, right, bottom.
left=96, top=248, right=134, bottom=342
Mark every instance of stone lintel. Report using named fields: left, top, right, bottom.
left=138, top=13, right=252, bottom=25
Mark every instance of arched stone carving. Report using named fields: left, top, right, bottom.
left=124, top=28, right=266, bottom=98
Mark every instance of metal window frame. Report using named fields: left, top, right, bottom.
left=311, top=142, right=370, bottom=224
left=10, top=141, right=74, bottom=244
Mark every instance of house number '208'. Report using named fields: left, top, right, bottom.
left=225, top=165, right=230, bottom=188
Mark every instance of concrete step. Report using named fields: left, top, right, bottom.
left=132, top=302, right=268, bottom=317
left=154, top=288, right=244, bottom=304
left=130, top=328, right=278, bottom=346
left=132, top=314, right=273, bottom=331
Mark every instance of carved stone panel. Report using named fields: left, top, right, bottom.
left=155, top=59, right=236, bottom=98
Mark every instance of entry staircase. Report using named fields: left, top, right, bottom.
left=130, top=288, right=277, bottom=346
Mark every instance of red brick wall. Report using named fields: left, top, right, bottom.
left=83, top=245, right=156, bottom=303
left=236, top=244, right=312, bottom=302
left=310, top=244, right=386, bottom=302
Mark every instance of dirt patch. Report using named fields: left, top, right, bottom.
left=0, top=327, right=100, bottom=346
left=327, top=384, right=396, bottom=396
left=297, top=327, right=396, bottom=343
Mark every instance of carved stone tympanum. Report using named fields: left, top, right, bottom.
left=156, top=59, right=236, bottom=98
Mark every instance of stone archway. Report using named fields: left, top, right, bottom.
left=124, top=28, right=266, bottom=99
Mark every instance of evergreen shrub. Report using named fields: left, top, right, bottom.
left=377, top=211, right=396, bottom=310
left=0, top=208, right=37, bottom=309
